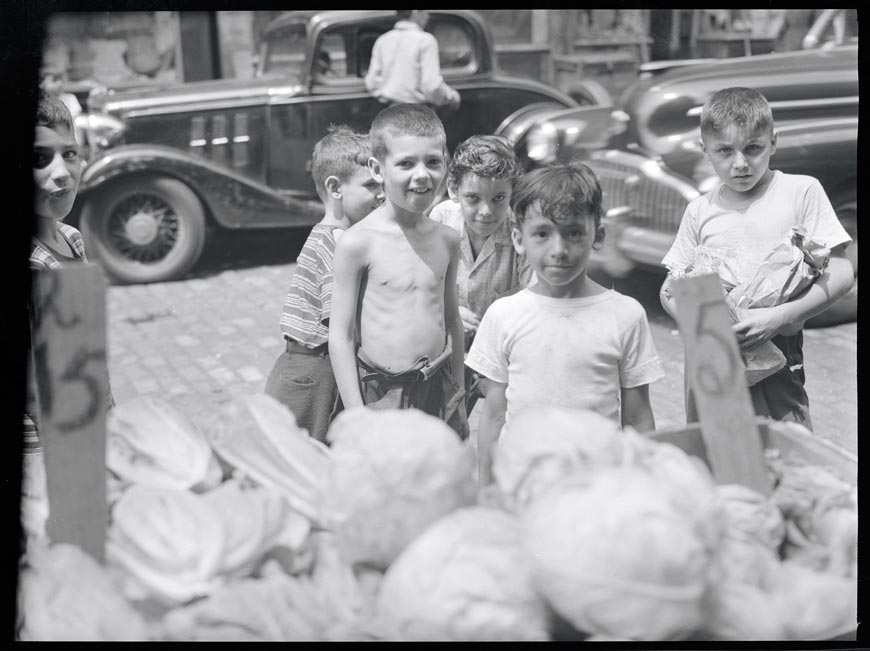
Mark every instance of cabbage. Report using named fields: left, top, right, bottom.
left=627, top=434, right=722, bottom=546
left=764, top=560, right=858, bottom=639
left=17, top=541, right=149, bottom=640
left=106, top=484, right=226, bottom=606
left=322, top=407, right=476, bottom=570
left=207, top=394, right=331, bottom=526
left=492, top=407, right=631, bottom=510
left=520, top=469, right=714, bottom=640
left=374, top=507, right=550, bottom=641
left=106, top=396, right=223, bottom=492
left=200, top=476, right=311, bottom=578
left=715, top=484, right=786, bottom=552
left=699, top=581, right=786, bottom=640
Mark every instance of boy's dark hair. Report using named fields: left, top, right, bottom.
left=700, top=87, right=774, bottom=137
left=311, top=124, right=373, bottom=201
left=510, top=163, right=603, bottom=228
left=447, top=134, right=522, bottom=190
left=370, top=103, right=446, bottom=161
left=35, top=87, right=73, bottom=132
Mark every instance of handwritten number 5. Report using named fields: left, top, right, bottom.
left=695, top=301, right=737, bottom=396
left=57, top=348, right=106, bottom=431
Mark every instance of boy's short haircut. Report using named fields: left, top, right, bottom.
left=310, top=124, right=373, bottom=201
left=447, top=134, right=522, bottom=189
left=35, top=87, right=73, bottom=132
left=510, top=163, right=603, bottom=229
left=700, top=87, right=774, bottom=137
left=370, top=103, right=446, bottom=161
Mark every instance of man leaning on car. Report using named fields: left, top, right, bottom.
left=364, top=10, right=461, bottom=110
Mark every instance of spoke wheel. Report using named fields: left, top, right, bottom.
left=82, top=176, right=206, bottom=284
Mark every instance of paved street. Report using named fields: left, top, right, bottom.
left=104, top=231, right=858, bottom=454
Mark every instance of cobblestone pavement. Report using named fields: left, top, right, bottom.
left=104, top=239, right=858, bottom=454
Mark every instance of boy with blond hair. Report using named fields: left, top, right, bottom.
left=328, top=104, right=468, bottom=437
left=466, top=163, right=665, bottom=483
left=659, top=87, right=853, bottom=429
left=265, top=125, right=383, bottom=442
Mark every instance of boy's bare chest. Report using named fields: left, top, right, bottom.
left=368, top=236, right=449, bottom=291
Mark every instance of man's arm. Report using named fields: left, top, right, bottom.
left=621, top=384, right=656, bottom=432
left=732, top=246, right=854, bottom=350
left=476, top=378, right=507, bottom=486
left=328, top=230, right=367, bottom=409
left=418, top=35, right=460, bottom=108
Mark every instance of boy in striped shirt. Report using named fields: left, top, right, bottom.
left=264, top=126, right=383, bottom=442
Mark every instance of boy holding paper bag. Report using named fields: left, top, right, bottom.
left=659, top=87, right=853, bottom=430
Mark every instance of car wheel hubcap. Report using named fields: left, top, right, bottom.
left=108, top=193, right=181, bottom=264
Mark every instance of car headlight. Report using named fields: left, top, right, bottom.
left=525, top=122, right=558, bottom=164
left=79, top=113, right=126, bottom=152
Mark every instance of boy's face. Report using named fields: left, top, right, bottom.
left=511, top=202, right=604, bottom=297
left=370, top=134, right=447, bottom=215
left=340, top=166, right=384, bottom=225
left=448, top=173, right=512, bottom=242
left=700, top=123, right=776, bottom=198
left=33, top=124, right=81, bottom=221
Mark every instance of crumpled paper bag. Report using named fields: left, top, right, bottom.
left=671, top=246, right=782, bottom=386
left=729, top=226, right=830, bottom=311
left=675, top=229, right=831, bottom=386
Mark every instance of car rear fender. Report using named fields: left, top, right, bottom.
left=78, top=144, right=324, bottom=230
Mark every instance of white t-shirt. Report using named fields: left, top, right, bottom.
left=662, top=171, right=852, bottom=281
left=466, top=289, right=665, bottom=433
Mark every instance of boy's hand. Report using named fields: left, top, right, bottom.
left=732, top=305, right=790, bottom=350
left=459, top=305, right=480, bottom=335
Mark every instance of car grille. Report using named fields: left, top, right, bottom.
left=584, top=158, right=691, bottom=233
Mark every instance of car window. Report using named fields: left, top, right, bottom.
left=316, top=33, right=348, bottom=78
left=262, top=22, right=308, bottom=80
left=430, top=17, right=476, bottom=71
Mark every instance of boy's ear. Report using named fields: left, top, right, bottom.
left=510, top=224, right=524, bottom=255
left=770, top=130, right=777, bottom=156
left=698, top=137, right=708, bottom=158
left=592, top=222, right=606, bottom=251
left=367, top=156, right=384, bottom=184
left=447, top=182, right=459, bottom=202
left=324, top=175, right=342, bottom=199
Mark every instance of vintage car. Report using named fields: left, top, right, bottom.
left=498, top=41, right=858, bottom=325
left=69, top=10, right=576, bottom=284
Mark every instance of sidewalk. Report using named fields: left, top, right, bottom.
left=105, top=262, right=857, bottom=454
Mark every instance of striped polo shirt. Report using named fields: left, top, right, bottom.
left=278, top=224, right=341, bottom=348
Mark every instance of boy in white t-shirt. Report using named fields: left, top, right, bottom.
left=466, top=163, right=665, bottom=484
left=659, top=87, right=853, bottom=430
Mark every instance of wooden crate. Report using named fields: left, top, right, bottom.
left=645, top=417, right=857, bottom=642
left=645, top=417, right=857, bottom=485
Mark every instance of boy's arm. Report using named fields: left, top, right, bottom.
left=732, top=246, right=854, bottom=350
left=476, top=378, right=507, bottom=486
left=444, top=231, right=466, bottom=393
left=620, top=384, right=656, bottom=433
left=328, top=230, right=367, bottom=409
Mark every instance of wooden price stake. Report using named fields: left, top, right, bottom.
left=672, top=273, right=773, bottom=495
left=32, top=264, right=109, bottom=562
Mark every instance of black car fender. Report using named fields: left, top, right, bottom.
left=76, top=144, right=324, bottom=230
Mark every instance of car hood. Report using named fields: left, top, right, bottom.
left=89, top=75, right=304, bottom=116
left=620, top=44, right=858, bottom=155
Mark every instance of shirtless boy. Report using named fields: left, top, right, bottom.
left=328, top=104, right=468, bottom=437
